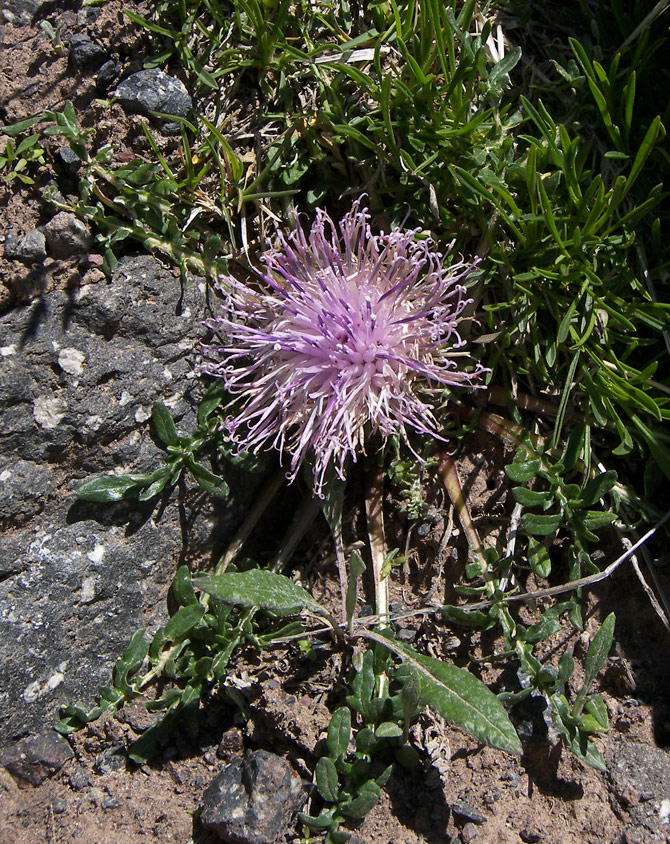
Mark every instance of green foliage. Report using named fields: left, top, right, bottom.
left=0, top=133, right=46, bottom=185
left=77, top=385, right=231, bottom=504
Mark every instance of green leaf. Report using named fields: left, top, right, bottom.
left=527, top=536, right=552, bottom=578
left=197, top=381, right=226, bottom=427
left=489, top=46, right=521, bottom=85
left=581, top=510, right=616, bottom=530
left=151, top=402, right=179, bottom=447
left=583, top=612, right=615, bottom=695
left=505, top=460, right=541, bottom=483
left=163, top=603, right=206, bottom=641
left=119, top=629, right=149, bottom=675
left=76, top=474, right=145, bottom=502
left=186, top=458, right=230, bottom=499
left=193, top=570, right=328, bottom=617
left=375, top=721, right=403, bottom=739
left=315, top=757, right=340, bottom=803
left=551, top=693, right=606, bottom=772
left=583, top=695, right=609, bottom=732
left=327, top=707, right=352, bottom=760
left=371, top=635, right=521, bottom=755
left=512, top=487, right=554, bottom=508
left=172, top=565, right=198, bottom=607
left=579, top=471, right=618, bottom=508
left=298, top=810, right=337, bottom=831
left=1, top=112, right=47, bottom=136
left=440, top=605, right=491, bottom=628
left=520, top=512, right=562, bottom=536
left=340, top=781, right=381, bottom=818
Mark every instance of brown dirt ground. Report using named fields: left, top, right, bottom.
left=2, top=6, right=670, bottom=844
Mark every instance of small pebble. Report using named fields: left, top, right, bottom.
left=461, top=822, right=479, bottom=843
left=52, top=798, right=67, bottom=815
left=396, top=627, right=417, bottom=643
left=102, top=795, right=123, bottom=810
left=451, top=800, right=487, bottom=825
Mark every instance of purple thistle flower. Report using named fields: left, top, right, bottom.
left=203, top=198, right=486, bottom=494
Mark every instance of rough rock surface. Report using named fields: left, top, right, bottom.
left=43, top=211, right=93, bottom=259
left=0, top=731, right=73, bottom=785
left=607, top=740, right=670, bottom=843
left=114, top=69, right=192, bottom=119
left=1, top=0, right=48, bottom=26
left=199, top=750, right=307, bottom=844
left=3, top=229, right=47, bottom=265
left=0, top=254, right=257, bottom=747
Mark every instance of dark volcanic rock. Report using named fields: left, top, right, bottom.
left=200, top=750, right=307, bottom=844
left=114, top=69, right=192, bottom=119
left=3, top=229, right=47, bottom=265
left=0, top=731, right=73, bottom=785
left=68, top=34, right=108, bottom=72
left=0, top=255, right=259, bottom=747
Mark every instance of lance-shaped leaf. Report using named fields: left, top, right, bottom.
left=194, top=570, right=328, bottom=617
left=364, top=632, right=521, bottom=755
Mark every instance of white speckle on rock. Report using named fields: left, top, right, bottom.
left=660, top=798, right=670, bottom=823
left=135, top=406, right=151, bottom=423
left=46, top=670, right=65, bottom=691
left=58, top=347, right=86, bottom=376
left=119, top=391, right=133, bottom=407
left=85, top=414, right=103, bottom=431
left=33, top=396, right=66, bottom=429
left=80, top=576, right=97, bottom=604
left=162, top=367, right=173, bottom=382
left=0, top=469, right=11, bottom=482
left=87, top=544, right=105, bottom=564
left=0, top=344, right=16, bottom=356
left=23, top=681, right=41, bottom=703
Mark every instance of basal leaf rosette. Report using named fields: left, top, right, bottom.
left=203, top=199, right=486, bottom=494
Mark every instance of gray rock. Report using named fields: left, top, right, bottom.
left=200, top=750, right=307, bottom=844
left=68, top=33, right=108, bottom=72
left=114, top=69, right=192, bottom=120
left=451, top=801, right=488, bottom=825
left=94, top=745, right=126, bottom=775
left=44, top=212, right=93, bottom=259
left=58, top=145, right=82, bottom=174
left=3, top=229, right=47, bottom=265
left=97, top=57, right=121, bottom=93
left=0, top=731, right=73, bottom=785
left=1, top=0, right=48, bottom=25
left=0, top=255, right=261, bottom=747
left=607, top=740, right=670, bottom=842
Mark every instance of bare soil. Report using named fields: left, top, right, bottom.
left=2, top=6, right=670, bottom=844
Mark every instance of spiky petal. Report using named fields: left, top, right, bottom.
left=203, top=199, right=486, bottom=494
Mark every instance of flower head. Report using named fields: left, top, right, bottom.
left=203, top=198, right=486, bottom=494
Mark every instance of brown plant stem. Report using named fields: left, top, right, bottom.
left=365, top=463, right=389, bottom=626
